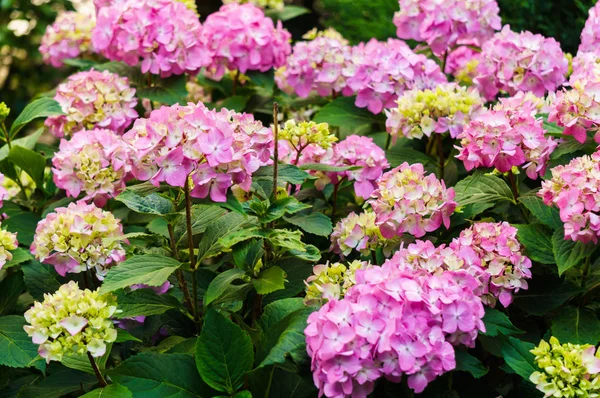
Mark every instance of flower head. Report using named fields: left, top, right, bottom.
left=304, top=260, right=371, bottom=305
left=40, top=11, right=95, bottom=67
left=45, top=70, right=138, bottom=138
left=330, top=210, right=398, bottom=257
left=0, top=224, right=18, bottom=271
left=201, top=3, right=291, bottom=80
left=52, top=129, right=134, bottom=206
left=31, top=201, right=126, bottom=279
left=579, top=2, right=600, bottom=54
left=445, top=46, right=482, bottom=85
left=23, top=281, right=118, bottom=363
left=279, top=120, right=337, bottom=153
left=92, top=0, right=211, bottom=77
left=367, top=162, right=456, bottom=238
left=549, top=79, right=600, bottom=144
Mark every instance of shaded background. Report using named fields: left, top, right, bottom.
left=1, top=0, right=597, bottom=122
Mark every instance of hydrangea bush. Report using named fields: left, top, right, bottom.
left=1, top=0, right=600, bottom=397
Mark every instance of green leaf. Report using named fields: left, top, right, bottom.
left=218, top=228, right=266, bottom=250
left=454, top=173, right=515, bottom=206
left=543, top=119, right=564, bottom=136
left=22, top=260, right=62, bottom=301
left=265, top=5, right=310, bottom=21
left=313, top=96, right=379, bottom=128
left=0, top=128, right=44, bottom=161
left=80, top=384, right=132, bottom=398
left=7, top=146, right=46, bottom=187
left=19, top=369, right=96, bottom=398
left=550, top=138, right=591, bottom=160
left=196, top=309, right=254, bottom=394
left=501, top=337, right=536, bottom=382
left=114, top=289, right=184, bottom=319
left=551, top=305, right=600, bottom=345
left=212, top=96, right=249, bottom=112
left=0, top=272, right=24, bottom=315
left=518, top=196, right=562, bottom=230
left=248, top=367, right=316, bottom=398
left=137, top=76, right=187, bottom=105
left=61, top=352, right=104, bottom=375
left=385, top=146, right=438, bottom=172
left=116, top=329, right=142, bottom=343
left=110, top=353, right=214, bottom=397
left=197, top=212, right=247, bottom=262
left=174, top=205, right=227, bottom=247
left=99, top=254, right=181, bottom=294
left=454, top=350, right=488, bottom=379
left=514, top=278, right=582, bottom=316
left=254, top=164, right=313, bottom=185
left=3, top=211, right=40, bottom=246
left=204, top=268, right=248, bottom=307
left=256, top=298, right=312, bottom=368
left=298, top=163, right=361, bottom=172
left=283, top=213, right=333, bottom=237
left=116, top=189, right=174, bottom=215
left=9, top=98, right=64, bottom=137
left=253, top=266, right=287, bottom=295
left=553, top=228, right=597, bottom=275
left=0, top=316, right=44, bottom=371
left=482, top=308, right=524, bottom=337
left=516, top=224, right=556, bottom=264
left=233, top=239, right=264, bottom=270
left=3, top=248, right=33, bottom=270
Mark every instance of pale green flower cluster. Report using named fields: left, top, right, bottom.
left=279, top=120, right=337, bottom=151
left=304, top=260, right=371, bottom=305
left=0, top=224, right=18, bottom=271
left=0, top=102, right=9, bottom=121
left=302, top=27, right=349, bottom=44
left=23, top=281, right=118, bottom=363
left=222, top=0, right=284, bottom=10
left=530, top=336, right=600, bottom=398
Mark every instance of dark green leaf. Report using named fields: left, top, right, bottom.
left=283, top=213, right=333, bottom=237
left=313, top=96, right=379, bottom=128
left=233, top=239, right=264, bottom=270
left=9, top=98, right=63, bottom=137
left=0, top=129, right=44, bottom=161
left=454, top=350, right=488, bottom=379
left=7, top=146, right=46, bottom=187
left=174, top=205, right=227, bottom=247
left=0, top=316, right=44, bottom=371
left=99, top=255, right=181, bottom=294
left=385, top=146, right=438, bottom=172
left=501, top=337, right=536, bottom=382
left=0, top=272, right=24, bottom=315
left=196, top=309, right=254, bottom=394
left=519, top=196, right=562, bottom=230
left=253, top=266, right=287, bottom=295
left=80, top=384, right=132, bottom=398
left=553, top=228, right=597, bottom=275
left=197, top=212, right=247, bottom=262
left=116, top=189, right=175, bottom=215
left=551, top=305, right=600, bottom=345
left=21, top=260, right=62, bottom=301
left=482, top=308, right=524, bottom=337
left=137, top=76, right=187, bottom=105
left=454, top=174, right=515, bottom=206
left=204, top=268, right=248, bottom=307
left=254, top=164, right=313, bottom=185
left=3, top=211, right=40, bottom=246
left=19, top=369, right=96, bottom=398
left=264, top=5, right=310, bottom=21
left=114, top=289, right=184, bottom=319
left=116, top=329, right=142, bottom=343
left=516, top=224, right=556, bottom=264
left=2, top=248, right=33, bottom=270
left=218, top=228, right=266, bottom=250
left=514, top=278, right=582, bottom=316
left=211, top=96, right=249, bottom=112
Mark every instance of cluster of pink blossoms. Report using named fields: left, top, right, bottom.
left=579, top=1, right=600, bottom=54
left=52, top=129, right=133, bottom=206
left=39, top=11, right=95, bottom=68
left=45, top=70, right=138, bottom=138
left=475, top=26, right=568, bottom=100
left=123, top=102, right=273, bottom=202
left=330, top=210, right=399, bottom=258
left=367, top=163, right=456, bottom=239
left=393, top=0, right=501, bottom=56
left=287, top=135, right=389, bottom=200
left=275, top=34, right=351, bottom=98
left=306, top=257, right=485, bottom=396
left=549, top=79, right=600, bottom=144
left=92, top=0, right=211, bottom=77
left=201, top=3, right=291, bottom=81
left=445, top=47, right=482, bottom=84
left=456, top=93, right=558, bottom=179
left=570, top=51, right=600, bottom=83
left=539, top=151, right=600, bottom=244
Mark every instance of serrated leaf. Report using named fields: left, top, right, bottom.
left=218, top=228, right=266, bottom=250
left=518, top=196, right=562, bottom=230
left=80, top=384, right=132, bottom=398
left=9, top=98, right=64, bottom=137
left=197, top=212, right=247, bottom=262
left=385, top=146, right=438, bottom=172
left=196, top=309, right=254, bottom=394
left=110, top=353, right=214, bottom=397
left=253, top=266, right=286, bottom=295
left=114, top=289, right=184, bottom=319
left=22, top=260, right=62, bottom=301
left=19, top=368, right=96, bottom=398
left=264, top=5, right=310, bottom=21
left=482, top=308, right=524, bottom=337
left=0, top=128, right=44, bottom=161
left=0, top=316, right=44, bottom=371
left=174, top=205, right=227, bottom=247
left=454, top=350, right=488, bottom=379
left=7, top=146, right=46, bottom=188
left=0, top=272, right=23, bottom=315
left=116, top=189, right=174, bottom=215
left=454, top=173, right=515, bottom=206
left=254, top=164, right=313, bottom=185
left=99, top=255, right=181, bottom=294
left=551, top=305, right=600, bottom=345
left=204, top=268, right=247, bottom=307
left=3, top=248, right=33, bottom=270
left=553, top=228, right=597, bottom=275
left=501, top=337, right=536, bottom=382
left=116, top=329, right=142, bottom=343
left=3, top=211, right=40, bottom=246
left=61, top=351, right=109, bottom=375
left=283, top=212, right=332, bottom=237
left=514, top=278, right=582, bottom=316
left=233, top=239, right=264, bottom=270
left=313, top=96, right=379, bottom=128
left=516, top=224, right=556, bottom=264
left=137, top=76, right=187, bottom=106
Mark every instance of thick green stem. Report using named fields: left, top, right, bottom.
left=331, top=183, right=340, bottom=221
left=264, top=365, right=275, bottom=398
left=508, top=172, right=519, bottom=201
left=184, top=178, right=199, bottom=328
left=232, top=70, right=240, bottom=96
left=272, top=103, right=279, bottom=198
left=87, top=352, right=108, bottom=387
left=0, top=122, right=11, bottom=149
left=168, top=223, right=194, bottom=312
left=437, top=134, right=445, bottom=180
left=385, top=133, right=392, bottom=151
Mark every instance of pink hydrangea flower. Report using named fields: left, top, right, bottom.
left=549, top=79, right=600, bottom=144
left=393, top=0, right=501, bottom=56
left=52, top=129, right=134, bottom=207
left=367, top=162, right=456, bottom=238
left=306, top=256, right=485, bottom=396
left=92, top=0, right=211, bottom=77
left=45, top=70, right=138, bottom=138
left=330, top=210, right=399, bottom=257
left=539, top=151, right=600, bottom=244
left=39, top=11, right=95, bottom=67
left=570, top=52, right=600, bottom=84
left=475, top=26, right=568, bottom=101
left=445, top=46, right=482, bottom=84
left=123, top=102, right=273, bottom=202
left=343, top=38, right=447, bottom=114
left=579, top=2, right=600, bottom=54
left=201, top=3, right=291, bottom=81
left=0, top=173, right=8, bottom=208
left=275, top=34, right=352, bottom=98
left=456, top=92, right=558, bottom=179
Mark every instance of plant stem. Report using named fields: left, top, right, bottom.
left=437, top=134, right=445, bottom=180
left=272, top=103, right=279, bottom=198
left=232, top=70, right=240, bottom=96
left=87, top=352, right=108, bottom=387
left=371, top=250, right=377, bottom=266
left=264, top=365, right=275, bottom=398
left=168, top=224, right=194, bottom=312
left=331, top=183, right=340, bottom=221
left=0, top=122, right=11, bottom=149
left=385, top=133, right=392, bottom=151
left=508, top=172, right=519, bottom=201
left=184, top=177, right=199, bottom=328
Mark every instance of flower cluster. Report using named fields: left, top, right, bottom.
left=92, top=0, right=210, bottom=77
left=549, top=79, right=600, bottom=144
left=570, top=51, right=600, bottom=84
left=201, top=3, right=291, bottom=80
left=52, top=129, right=134, bottom=206
left=304, top=260, right=371, bottom=305
left=579, top=1, right=600, bottom=54
left=393, top=0, right=501, bottom=56
left=367, top=162, right=456, bottom=238
left=385, top=83, right=483, bottom=141
left=40, top=11, right=95, bottom=68
left=23, top=281, right=118, bottom=363
left=222, top=0, right=284, bottom=10
left=345, top=39, right=447, bottom=114
left=0, top=224, right=18, bottom=271
left=530, top=337, right=600, bottom=398
left=330, top=210, right=397, bottom=257
left=275, top=32, right=352, bottom=98
left=445, top=47, right=482, bottom=85
left=475, top=26, right=568, bottom=100
left=278, top=120, right=337, bottom=159
left=306, top=257, right=485, bottom=396
left=45, top=70, right=138, bottom=138
left=539, top=151, right=600, bottom=243
left=0, top=173, right=8, bottom=207
left=456, top=93, right=558, bottom=179
left=123, top=102, right=273, bottom=202
left=31, top=202, right=126, bottom=278
left=449, top=222, right=532, bottom=307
